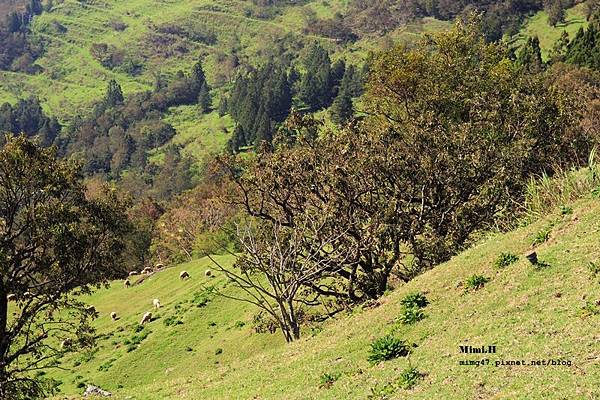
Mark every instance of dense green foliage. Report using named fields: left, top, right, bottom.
left=0, top=136, right=131, bottom=399
left=367, top=335, right=411, bottom=364
left=563, top=15, right=600, bottom=70
left=0, top=97, right=60, bottom=146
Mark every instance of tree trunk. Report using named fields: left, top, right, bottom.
left=0, top=286, right=8, bottom=380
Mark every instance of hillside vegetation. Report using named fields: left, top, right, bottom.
left=48, top=196, right=600, bottom=399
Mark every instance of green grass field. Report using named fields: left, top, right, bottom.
left=46, top=193, right=600, bottom=399
left=511, top=3, right=589, bottom=59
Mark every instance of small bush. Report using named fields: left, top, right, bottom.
left=319, top=372, right=341, bottom=389
left=163, top=316, right=183, bottom=327
left=397, top=367, right=423, bottom=390
left=252, top=311, right=278, bottom=334
left=559, top=205, right=573, bottom=215
left=400, top=292, right=429, bottom=309
left=464, top=275, right=490, bottom=292
left=581, top=301, right=600, bottom=317
left=233, top=320, right=245, bottom=329
left=494, top=252, right=518, bottom=268
left=368, top=381, right=396, bottom=399
left=367, top=335, right=411, bottom=364
left=531, top=226, right=552, bottom=246
left=589, top=261, right=600, bottom=281
left=398, top=306, right=425, bottom=325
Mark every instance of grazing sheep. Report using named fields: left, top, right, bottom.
left=6, top=294, right=16, bottom=302
left=155, top=262, right=165, bottom=270
left=153, top=298, right=161, bottom=309
left=129, top=271, right=138, bottom=276
left=179, top=271, right=190, bottom=280
left=124, top=279, right=131, bottom=288
left=205, top=269, right=212, bottom=277
left=86, top=305, right=97, bottom=315
left=60, top=338, right=73, bottom=349
left=110, top=312, right=118, bottom=321
left=23, top=291, right=32, bottom=298
left=140, top=311, right=152, bottom=325
left=142, top=267, right=153, bottom=274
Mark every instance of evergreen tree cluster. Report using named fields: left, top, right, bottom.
left=227, top=62, right=292, bottom=151
left=0, top=97, right=61, bottom=147
left=561, top=16, right=600, bottom=70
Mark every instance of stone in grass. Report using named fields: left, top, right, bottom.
left=84, top=385, right=112, bottom=397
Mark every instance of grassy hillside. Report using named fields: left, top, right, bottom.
left=48, top=195, right=600, bottom=399
left=511, top=3, right=589, bottom=59
left=46, top=254, right=284, bottom=396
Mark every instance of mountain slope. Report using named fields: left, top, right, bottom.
left=49, top=196, right=600, bottom=399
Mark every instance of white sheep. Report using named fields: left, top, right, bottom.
left=60, top=338, right=73, bottom=349
left=128, top=271, right=138, bottom=277
left=110, top=312, right=118, bottom=321
left=152, top=298, right=161, bottom=309
left=142, top=267, right=153, bottom=274
left=140, top=311, right=152, bottom=325
left=179, top=271, right=190, bottom=280
left=155, top=262, right=165, bottom=270
left=6, top=294, right=16, bottom=302
left=205, top=269, right=212, bottom=277
left=124, top=279, right=131, bottom=288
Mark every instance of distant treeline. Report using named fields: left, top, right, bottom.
left=0, top=0, right=45, bottom=73
left=226, top=43, right=366, bottom=152
left=306, top=0, right=577, bottom=42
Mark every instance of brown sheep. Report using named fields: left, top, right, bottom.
left=140, top=311, right=152, bottom=325
left=179, top=271, right=190, bottom=280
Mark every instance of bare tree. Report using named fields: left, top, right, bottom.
left=208, top=215, right=350, bottom=343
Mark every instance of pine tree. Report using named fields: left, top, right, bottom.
left=330, top=85, right=354, bottom=125
left=254, top=111, right=272, bottom=147
left=198, top=82, right=212, bottom=113
left=105, top=79, right=124, bottom=108
left=549, top=30, right=570, bottom=63
left=299, top=43, right=334, bottom=111
left=516, top=37, right=544, bottom=73
left=218, top=95, right=228, bottom=117
left=191, top=60, right=207, bottom=93
left=6, top=12, right=21, bottom=32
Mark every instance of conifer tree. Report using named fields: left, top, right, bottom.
left=516, top=37, right=545, bottom=73
left=198, top=82, right=212, bottom=114
left=105, top=79, right=124, bottom=108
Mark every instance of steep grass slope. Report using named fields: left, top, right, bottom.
left=51, top=197, right=600, bottom=399
left=48, top=255, right=285, bottom=396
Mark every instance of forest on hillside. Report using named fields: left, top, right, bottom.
left=1, top=0, right=600, bottom=397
